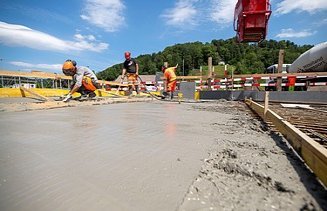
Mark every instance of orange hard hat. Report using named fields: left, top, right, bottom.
left=124, top=51, right=131, bottom=59
left=62, top=60, right=76, bottom=76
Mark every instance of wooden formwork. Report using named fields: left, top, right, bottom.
left=245, top=98, right=327, bottom=187
left=0, top=88, right=128, bottom=98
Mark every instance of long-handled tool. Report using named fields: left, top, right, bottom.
left=137, top=74, right=201, bottom=104
left=116, top=75, right=125, bottom=94
left=136, top=75, right=168, bottom=100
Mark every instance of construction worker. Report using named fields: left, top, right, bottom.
left=121, top=51, right=139, bottom=95
left=61, top=59, right=100, bottom=102
left=162, top=64, right=178, bottom=99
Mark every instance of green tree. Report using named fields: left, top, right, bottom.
left=97, top=38, right=313, bottom=80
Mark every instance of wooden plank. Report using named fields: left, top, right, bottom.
left=276, top=49, right=284, bottom=91
left=245, top=99, right=327, bottom=186
left=20, top=88, right=26, bottom=97
left=98, top=80, right=129, bottom=87
left=20, top=87, right=52, bottom=101
left=0, top=70, right=71, bottom=80
left=0, top=88, right=68, bottom=98
left=264, top=91, right=269, bottom=120
left=97, top=89, right=128, bottom=98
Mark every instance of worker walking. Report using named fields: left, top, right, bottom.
left=121, top=51, right=139, bottom=95
left=61, top=59, right=100, bottom=102
left=162, top=64, right=178, bottom=99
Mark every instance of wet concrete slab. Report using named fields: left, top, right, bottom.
left=0, top=102, right=224, bottom=211
left=1, top=101, right=326, bottom=211
left=0, top=97, right=153, bottom=112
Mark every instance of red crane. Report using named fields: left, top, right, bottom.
left=234, top=0, right=272, bottom=43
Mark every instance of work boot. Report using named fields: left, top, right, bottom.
left=88, top=92, right=96, bottom=99
left=161, top=91, right=169, bottom=100
left=136, top=86, right=140, bottom=95
left=78, top=94, right=89, bottom=101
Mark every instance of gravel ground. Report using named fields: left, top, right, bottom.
left=179, top=100, right=327, bottom=211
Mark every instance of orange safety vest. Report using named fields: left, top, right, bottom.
left=164, top=67, right=177, bottom=82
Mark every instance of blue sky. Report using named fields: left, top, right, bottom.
left=0, top=0, right=326, bottom=73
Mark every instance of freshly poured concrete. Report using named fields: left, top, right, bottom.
left=0, top=101, right=326, bottom=210
left=0, top=102, right=221, bottom=210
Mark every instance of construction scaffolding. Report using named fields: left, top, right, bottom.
left=0, top=70, right=72, bottom=89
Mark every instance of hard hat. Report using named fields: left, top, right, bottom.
left=124, top=51, right=131, bottom=59
left=62, top=60, right=77, bottom=76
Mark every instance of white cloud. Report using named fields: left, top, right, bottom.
left=210, top=0, right=237, bottom=24
left=161, top=0, right=238, bottom=28
left=0, top=21, right=109, bottom=52
left=276, top=28, right=317, bottom=38
left=275, top=0, right=327, bottom=14
left=161, top=0, right=199, bottom=27
left=10, top=61, right=62, bottom=71
left=81, top=0, right=125, bottom=32
left=75, top=34, right=96, bottom=41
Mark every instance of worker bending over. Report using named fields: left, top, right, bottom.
left=162, top=64, right=178, bottom=99
left=121, top=51, right=139, bottom=95
left=61, top=59, right=100, bottom=102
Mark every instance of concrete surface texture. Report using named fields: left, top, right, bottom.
left=0, top=101, right=326, bottom=211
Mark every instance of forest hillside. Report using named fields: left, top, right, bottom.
left=97, top=38, right=312, bottom=81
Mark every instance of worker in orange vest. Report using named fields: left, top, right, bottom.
left=162, top=64, right=178, bottom=99
left=61, top=59, right=100, bottom=102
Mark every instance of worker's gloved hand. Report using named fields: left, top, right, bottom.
left=62, top=93, right=72, bottom=102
